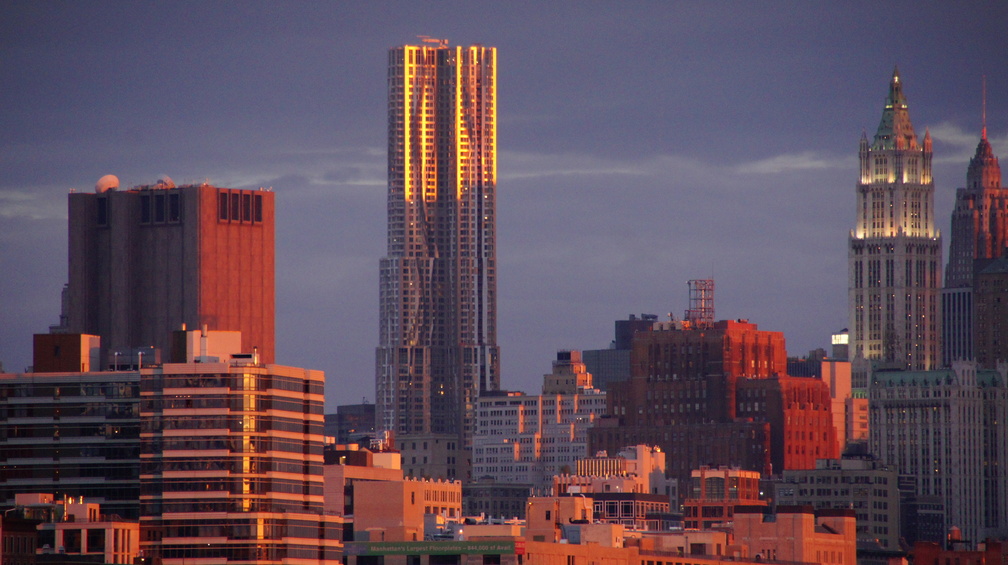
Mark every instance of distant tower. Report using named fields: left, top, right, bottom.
left=376, top=41, right=499, bottom=454
left=849, top=68, right=941, bottom=383
left=942, top=81, right=1006, bottom=366
left=60, top=177, right=275, bottom=366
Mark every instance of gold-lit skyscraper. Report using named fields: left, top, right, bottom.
left=377, top=41, right=499, bottom=462
left=848, top=68, right=941, bottom=383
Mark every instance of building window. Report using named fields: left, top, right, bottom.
left=97, top=197, right=110, bottom=226
left=219, top=192, right=229, bottom=220
left=140, top=195, right=150, bottom=224
left=154, top=194, right=166, bottom=222
left=169, top=193, right=181, bottom=222
left=254, top=194, right=263, bottom=222
left=242, top=194, right=251, bottom=222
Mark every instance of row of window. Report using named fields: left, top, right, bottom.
left=141, top=395, right=320, bottom=414
left=218, top=191, right=264, bottom=223
left=141, top=414, right=319, bottom=434
left=140, top=458, right=320, bottom=475
left=142, top=373, right=322, bottom=395
left=0, top=382, right=137, bottom=399
left=0, top=402, right=138, bottom=419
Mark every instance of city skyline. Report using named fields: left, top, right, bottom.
left=2, top=2, right=1007, bottom=410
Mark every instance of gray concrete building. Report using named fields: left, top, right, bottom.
left=581, top=314, right=656, bottom=391
left=774, top=452, right=900, bottom=550
left=869, top=362, right=1008, bottom=543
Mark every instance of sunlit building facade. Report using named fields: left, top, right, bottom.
left=57, top=177, right=275, bottom=367
left=849, top=68, right=941, bottom=382
left=139, top=354, right=340, bottom=564
left=589, top=319, right=792, bottom=498
left=29, top=494, right=141, bottom=564
left=377, top=42, right=499, bottom=451
left=943, top=123, right=1007, bottom=367
left=683, top=467, right=765, bottom=530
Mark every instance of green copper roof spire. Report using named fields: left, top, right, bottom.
left=873, top=66, right=919, bottom=150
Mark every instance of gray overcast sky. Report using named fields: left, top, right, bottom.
left=2, top=1, right=1006, bottom=410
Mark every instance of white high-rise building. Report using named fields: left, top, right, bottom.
left=849, top=68, right=941, bottom=385
left=472, top=352, right=607, bottom=490
left=376, top=42, right=499, bottom=454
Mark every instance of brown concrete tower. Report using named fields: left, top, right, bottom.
left=57, top=175, right=275, bottom=366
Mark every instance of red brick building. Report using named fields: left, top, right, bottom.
left=607, top=319, right=786, bottom=427
left=589, top=319, right=838, bottom=498
left=737, top=375, right=839, bottom=472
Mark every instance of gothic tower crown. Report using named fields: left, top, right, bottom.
left=873, top=67, right=920, bottom=151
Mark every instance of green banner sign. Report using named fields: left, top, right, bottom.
left=345, top=541, right=516, bottom=556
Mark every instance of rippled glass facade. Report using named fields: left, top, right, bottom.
left=377, top=43, right=500, bottom=446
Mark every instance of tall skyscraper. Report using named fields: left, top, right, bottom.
left=56, top=176, right=275, bottom=366
left=848, top=68, right=941, bottom=382
left=942, top=103, right=1006, bottom=366
left=946, top=122, right=1005, bottom=287
left=377, top=42, right=499, bottom=450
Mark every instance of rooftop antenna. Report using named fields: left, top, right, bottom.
left=417, top=35, right=449, bottom=48
left=685, top=279, right=715, bottom=329
left=982, top=75, right=987, bottom=141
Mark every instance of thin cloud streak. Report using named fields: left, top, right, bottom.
left=0, top=189, right=68, bottom=220
left=501, top=151, right=724, bottom=186
left=734, top=152, right=852, bottom=175
left=930, top=121, right=1008, bottom=164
